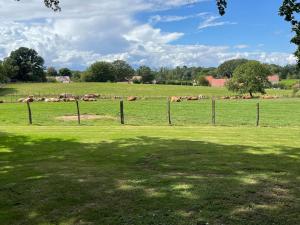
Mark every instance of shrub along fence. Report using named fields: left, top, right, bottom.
left=1, top=98, right=300, bottom=127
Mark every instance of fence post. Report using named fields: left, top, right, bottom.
left=76, top=100, right=80, bottom=125
left=167, top=97, right=171, bottom=125
left=256, top=102, right=260, bottom=127
left=212, top=98, right=216, bottom=125
left=120, top=100, right=124, bottom=125
left=26, top=101, right=32, bottom=125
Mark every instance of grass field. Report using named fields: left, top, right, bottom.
left=0, top=83, right=295, bottom=101
left=1, top=83, right=299, bottom=225
left=279, top=79, right=300, bottom=88
left=0, top=98, right=300, bottom=127
left=0, top=126, right=299, bottom=225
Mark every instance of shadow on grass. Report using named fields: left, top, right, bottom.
left=0, top=87, right=16, bottom=96
left=0, top=132, right=299, bottom=225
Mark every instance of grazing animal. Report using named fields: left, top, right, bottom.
left=187, top=96, right=199, bottom=101
left=170, top=96, right=181, bottom=102
left=127, top=96, right=137, bottom=101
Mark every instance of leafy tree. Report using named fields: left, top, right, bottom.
left=0, top=62, right=7, bottom=83
left=83, top=61, right=115, bottom=82
left=46, top=67, right=58, bottom=77
left=198, top=76, right=209, bottom=86
left=226, top=61, right=271, bottom=97
left=217, top=59, right=248, bottom=78
left=112, top=60, right=135, bottom=82
left=59, top=68, right=72, bottom=77
left=71, top=71, right=82, bottom=82
left=136, top=66, right=154, bottom=83
left=0, top=60, right=16, bottom=83
left=6, top=47, right=46, bottom=82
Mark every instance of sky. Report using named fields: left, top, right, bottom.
left=0, top=0, right=297, bottom=70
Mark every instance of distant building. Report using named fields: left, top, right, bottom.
left=129, top=76, right=142, bottom=84
left=55, top=76, right=71, bottom=83
left=205, top=74, right=280, bottom=88
left=267, top=75, right=280, bottom=85
left=205, top=76, right=228, bottom=87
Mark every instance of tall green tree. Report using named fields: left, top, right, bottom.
left=59, top=68, right=72, bottom=77
left=112, top=60, right=135, bottom=82
left=217, top=59, right=248, bottom=78
left=136, top=66, right=154, bottom=83
left=226, top=61, right=271, bottom=97
left=82, top=61, right=115, bottom=82
left=6, top=47, right=46, bottom=82
left=46, top=67, right=58, bottom=77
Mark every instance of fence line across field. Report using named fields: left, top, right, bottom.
left=23, top=99, right=263, bottom=127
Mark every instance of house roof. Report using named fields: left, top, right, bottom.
left=267, top=75, right=279, bottom=82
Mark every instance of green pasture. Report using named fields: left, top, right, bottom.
left=0, top=83, right=295, bottom=101
left=0, top=98, right=300, bottom=127
left=0, top=126, right=299, bottom=225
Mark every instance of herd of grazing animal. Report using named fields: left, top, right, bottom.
left=4, top=93, right=279, bottom=104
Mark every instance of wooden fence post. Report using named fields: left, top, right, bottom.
left=167, top=97, right=171, bottom=125
left=212, top=98, right=216, bottom=125
left=120, top=100, right=124, bottom=124
left=256, top=102, right=260, bottom=127
left=26, top=101, right=32, bottom=125
left=76, top=100, right=80, bottom=125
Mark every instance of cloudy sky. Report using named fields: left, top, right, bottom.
left=0, top=0, right=297, bottom=69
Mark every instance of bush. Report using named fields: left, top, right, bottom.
left=46, top=77, right=57, bottom=83
left=198, top=76, right=209, bottom=86
left=82, top=62, right=115, bottom=82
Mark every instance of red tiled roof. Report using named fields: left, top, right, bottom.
left=205, top=76, right=228, bottom=87
left=268, top=75, right=279, bottom=82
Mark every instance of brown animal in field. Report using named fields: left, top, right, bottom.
left=170, top=96, right=181, bottom=102
left=262, top=95, right=275, bottom=99
left=187, top=96, right=199, bottom=101
left=127, top=96, right=137, bottom=101
left=59, top=93, right=74, bottom=99
left=23, top=97, right=34, bottom=103
left=84, top=93, right=99, bottom=98
left=221, top=96, right=230, bottom=100
left=18, top=98, right=25, bottom=103
left=242, top=95, right=252, bottom=99
left=82, top=97, right=97, bottom=102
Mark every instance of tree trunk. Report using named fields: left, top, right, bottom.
left=249, top=91, right=253, bottom=97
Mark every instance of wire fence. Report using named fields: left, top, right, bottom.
left=1, top=98, right=300, bottom=127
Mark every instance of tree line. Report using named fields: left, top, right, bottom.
left=1, top=47, right=300, bottom=85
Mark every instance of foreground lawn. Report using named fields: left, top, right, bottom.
left=0, top=126, right=299, bottom=225
left=0, top=82, right=294, bottom=101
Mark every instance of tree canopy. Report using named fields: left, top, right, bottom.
left=5, top=47, right=46, bottom=82
left=226, top=61, right=271, bottom=97
left=136, top=66, right=155, bottom=83
left=112, top=60, right=135, bottom=82
left=82, top=61, right=115, bottom=82
left=217, top=59, right=248, bottom=78
left=59, top=68, right=72, bottom=77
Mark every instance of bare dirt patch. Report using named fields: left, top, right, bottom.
left=56, top=114, right=116, bottom=121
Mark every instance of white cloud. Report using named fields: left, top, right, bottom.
left=0, top=0, right=296, bottom=69
left=198, top=15, right=237, bottom=30
left=149, top=12, right=207, bottom=23
left=233, top=45, right=249, bottom=49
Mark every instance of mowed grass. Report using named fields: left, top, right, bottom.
left=0, top=82, right=295, bottom=101
left=0, top=98, right=300, bottom=127
left=0, top=126, right=299, bottom=225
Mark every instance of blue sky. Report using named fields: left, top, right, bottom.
left=0, top=0, right=296, bottom=69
